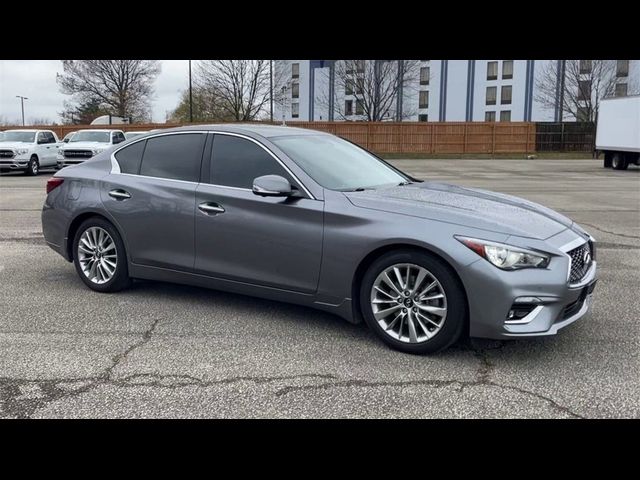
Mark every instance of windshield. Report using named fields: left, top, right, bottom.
left=272, top=134, right=408, bottom=191
left=1, top=131, right=36, bottom=143
left=125, top=132, right=146, bottom=139
left=70, top=131, right=111, bottom=143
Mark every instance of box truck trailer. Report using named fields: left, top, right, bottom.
left=596, top=96, right=640, bottom=170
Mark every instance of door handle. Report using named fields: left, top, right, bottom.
left=109, top=189, right=131, bottom=200
left=198, top=202, right=225, bottom=215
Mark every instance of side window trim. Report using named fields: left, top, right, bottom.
left=207, top=132, right=315, bottom=200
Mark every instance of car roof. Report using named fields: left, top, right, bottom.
left=5, top=129, right=52, bottom=132
left=76, top=129, right=123, bottom=133
left=149, top=124, right=327, bottom=139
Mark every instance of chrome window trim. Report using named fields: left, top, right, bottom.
left=109, top=130, right=316, bottom=200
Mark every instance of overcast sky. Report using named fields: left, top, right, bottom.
left=0, top=60, right=190, bottom=124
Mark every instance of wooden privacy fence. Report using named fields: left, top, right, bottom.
left=12, top=121, right=537, bottom=154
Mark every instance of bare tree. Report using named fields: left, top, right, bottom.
left=535, top=60, right=621, bottom=122
left=57, top=60, right=161, bottom=121
left=195, top=60, right=271, bottom=121
left=317, top=60, right=422, bottom=121
left=168, top=87, right=236, bottom=123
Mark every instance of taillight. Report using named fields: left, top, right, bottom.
left=46, top=177, right=64, bottom=194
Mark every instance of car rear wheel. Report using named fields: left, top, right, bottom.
left=25, top=156, right=39, bottom=176
left=612, top=153, right=628, bottom=170
left=360, top=249, right=466, bottom=354
left=73, top=217, right=131, bottom=293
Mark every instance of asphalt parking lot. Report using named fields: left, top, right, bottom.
left=1, top=159, right=639, bottom=418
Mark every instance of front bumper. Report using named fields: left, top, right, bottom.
left=460, top=231, right=598, bottom=340
left=0, top=158, right=29, bottom=170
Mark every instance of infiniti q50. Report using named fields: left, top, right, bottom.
left=42, top=125, right=597, bottom=354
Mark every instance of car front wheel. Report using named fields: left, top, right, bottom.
left=360, top=249, right=467, bottom=354
left=25, top=156, right=39, bottom=176
left=73, top=217, right=131, bottom=293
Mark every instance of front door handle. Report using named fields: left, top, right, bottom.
left=109, top=189, right=131, bottom=200
left=198, top=202, right=225, bottom=215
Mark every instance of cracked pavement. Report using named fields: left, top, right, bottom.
left=1, top=159, right=639, bottom=418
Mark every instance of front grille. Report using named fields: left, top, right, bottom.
left=0, top=150, right=15, bottom=159
left=567, top=242, right=593, bottom=284
left=63, top=149, right=93, bottom=159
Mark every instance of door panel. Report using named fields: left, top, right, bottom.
left=195, top=184, right=323, bottom=294
left=101, top=174, right=196, bottom=271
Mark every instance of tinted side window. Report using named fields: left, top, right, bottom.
left=140, top=134, right=205, bottom=182
left=114, top=140, right=146, bottom=174
left=46, top=132, right=56, bottom=143
left=211, top=135, right=291, bottom=189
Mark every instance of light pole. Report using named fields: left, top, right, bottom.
left=270, top=60, right=274, bottom=122
left=189, top=60, right=193, bottom=123
left=16, top=95, right=28, bottom=126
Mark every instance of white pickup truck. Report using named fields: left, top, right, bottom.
left=0, top=129, right=62, bottom=175
left=596, top=96, right=640, bottom=170
left=57, top=129, right=126, bottom=168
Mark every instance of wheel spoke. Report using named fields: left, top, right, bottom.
left=412, top=268, right=429, bottom=294
left=407, top=311, right=418, bottom=343
left=374, top=286, right=398, bottom=301
left=417, top=281, right=438, bottom=298
left=417, top=310, right=442, bottom=328
left=421, top=293, right=444, bottom=302
left=374, top=304, right=402, bottom=321
left=414, top=314, right=433, bottom=338
left=386, top=311, right=403, bottom=331
left=393, top=267, right=406, bottom=291
left=382, top=272, right=403, bottom=297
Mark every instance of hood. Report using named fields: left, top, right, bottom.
left=0, top=141, right=33, bottom=150
left=345, top=181, right=573, bottom=240
left=62, top=141, right=111, bottom=150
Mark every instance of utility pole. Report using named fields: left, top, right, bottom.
left=16, top=95, right=28, bottom=126
left=270, top=60, right=274, bottom=122
left=189, top=60, right=193, bottom=123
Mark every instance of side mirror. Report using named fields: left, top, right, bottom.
left=37, top=138, right=47, bottom=144
left=252, top=175, right=293, bottom=197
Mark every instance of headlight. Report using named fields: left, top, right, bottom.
left=92, top=148, right=105, bottom=155
left=16, top=148, right=29, bottom=155
left=456, top=236, right=550, bottom=270
left=57, top=150, right=64, bottom=158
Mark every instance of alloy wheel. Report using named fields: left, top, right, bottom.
left=370, top=263, right=448, bottom=343
left=77, top=227, right=118, bottom=284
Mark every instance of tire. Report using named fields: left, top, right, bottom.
left=612, top=153, right=628, bottom=170
left=603, top=152, right=612, bottom=168
left=359, top=249, right=467, bottom=354
left=25, top=156, right=39, bottom=176
left=72, top=217, right=131, bottom=293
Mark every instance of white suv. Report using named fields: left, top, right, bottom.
left=0, top=129, right=61, bottom=175
left=57, top=129, right=126, bottom=168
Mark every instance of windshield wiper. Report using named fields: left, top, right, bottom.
left=342, top=187, right=366, bottom=192
left=397, top=181, right=413, bottom=186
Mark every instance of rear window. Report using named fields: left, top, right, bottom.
left=114, top=140, right=146, bottom=174
left=139, top=133, right=205, bottom=182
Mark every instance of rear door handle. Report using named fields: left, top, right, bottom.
left=198, top=202, right=225, bottom=215
left=109, top=189, right=131, bottom=200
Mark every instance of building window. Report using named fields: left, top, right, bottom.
left=501, top=85, right=512, bottom=105
left=486, top=86, right=497, bottom=105
left=502, top=60, right=513, bottom=79
left=418, top=114, right=428, bottom=122
left=485, top=111, right=496, bottom=122
left=291, top=103, right=299, bottom=118
left=355, top=77, right=364, bottom=94
left=355, top=99, right=364, bottom=116
left=617, top=60, right=629, bottom=77
left=576, top=107, right=589, bottom=122
left=578, top=80, right=591, bottom=100
left=580, top=60, right=592, bottom=74
left=345, top=100, right=353, bottom=116
left=500, top=110, right=511, bottom=122
left=356, top=60, right=365, bottom=73
left=420, top=67, right=430, bottom=85
left=291, top=83, right=299, bottom=99
left=292, top=63, right=299, bottom=79
left=616, top=83, right=628, bottom=97
left=419, top=91, right=429, bottom=109
left=345, top=79, right=353, bottom=95
left=487, top=61, right=498, bottom=80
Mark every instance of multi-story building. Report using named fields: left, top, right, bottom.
left=274, top=60, right=639, bottom=122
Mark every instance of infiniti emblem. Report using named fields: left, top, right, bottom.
left=583, top=248, right=591, bottom=265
